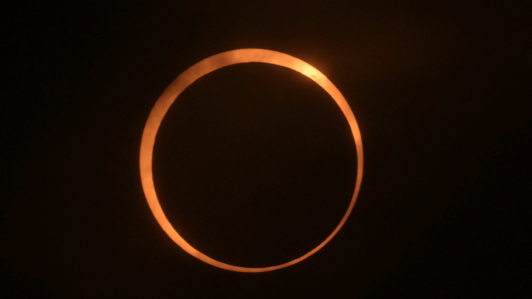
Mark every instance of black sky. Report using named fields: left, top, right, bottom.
left=2, top=0, right=531, bottom=298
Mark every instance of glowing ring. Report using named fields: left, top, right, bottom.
left=140, top=49, right=363, bottom=272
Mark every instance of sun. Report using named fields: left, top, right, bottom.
left=140, top=49, right=364, bottom=272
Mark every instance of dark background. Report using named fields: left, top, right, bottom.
left=2, top=0, right=530, bottom=298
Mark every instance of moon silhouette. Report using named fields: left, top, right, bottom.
left=140, top=49, right=363, bottom=272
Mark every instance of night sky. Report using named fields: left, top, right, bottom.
left=2, top=1, right=531, bottom=298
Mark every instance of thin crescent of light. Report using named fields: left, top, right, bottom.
left=140, top=49, right=363, bottom=273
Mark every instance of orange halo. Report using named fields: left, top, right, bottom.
left=140, top=49, right=364, bottom=272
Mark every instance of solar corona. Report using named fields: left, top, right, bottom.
left=140, top=49, right=363, bottom=272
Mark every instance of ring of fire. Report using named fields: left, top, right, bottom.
left=140, top=49, right=364, bottom=272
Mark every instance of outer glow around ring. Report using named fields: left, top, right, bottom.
left=140, top=49, right=364, bottom=273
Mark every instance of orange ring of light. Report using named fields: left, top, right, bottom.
left=140, top=49, right=363, bottom=272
